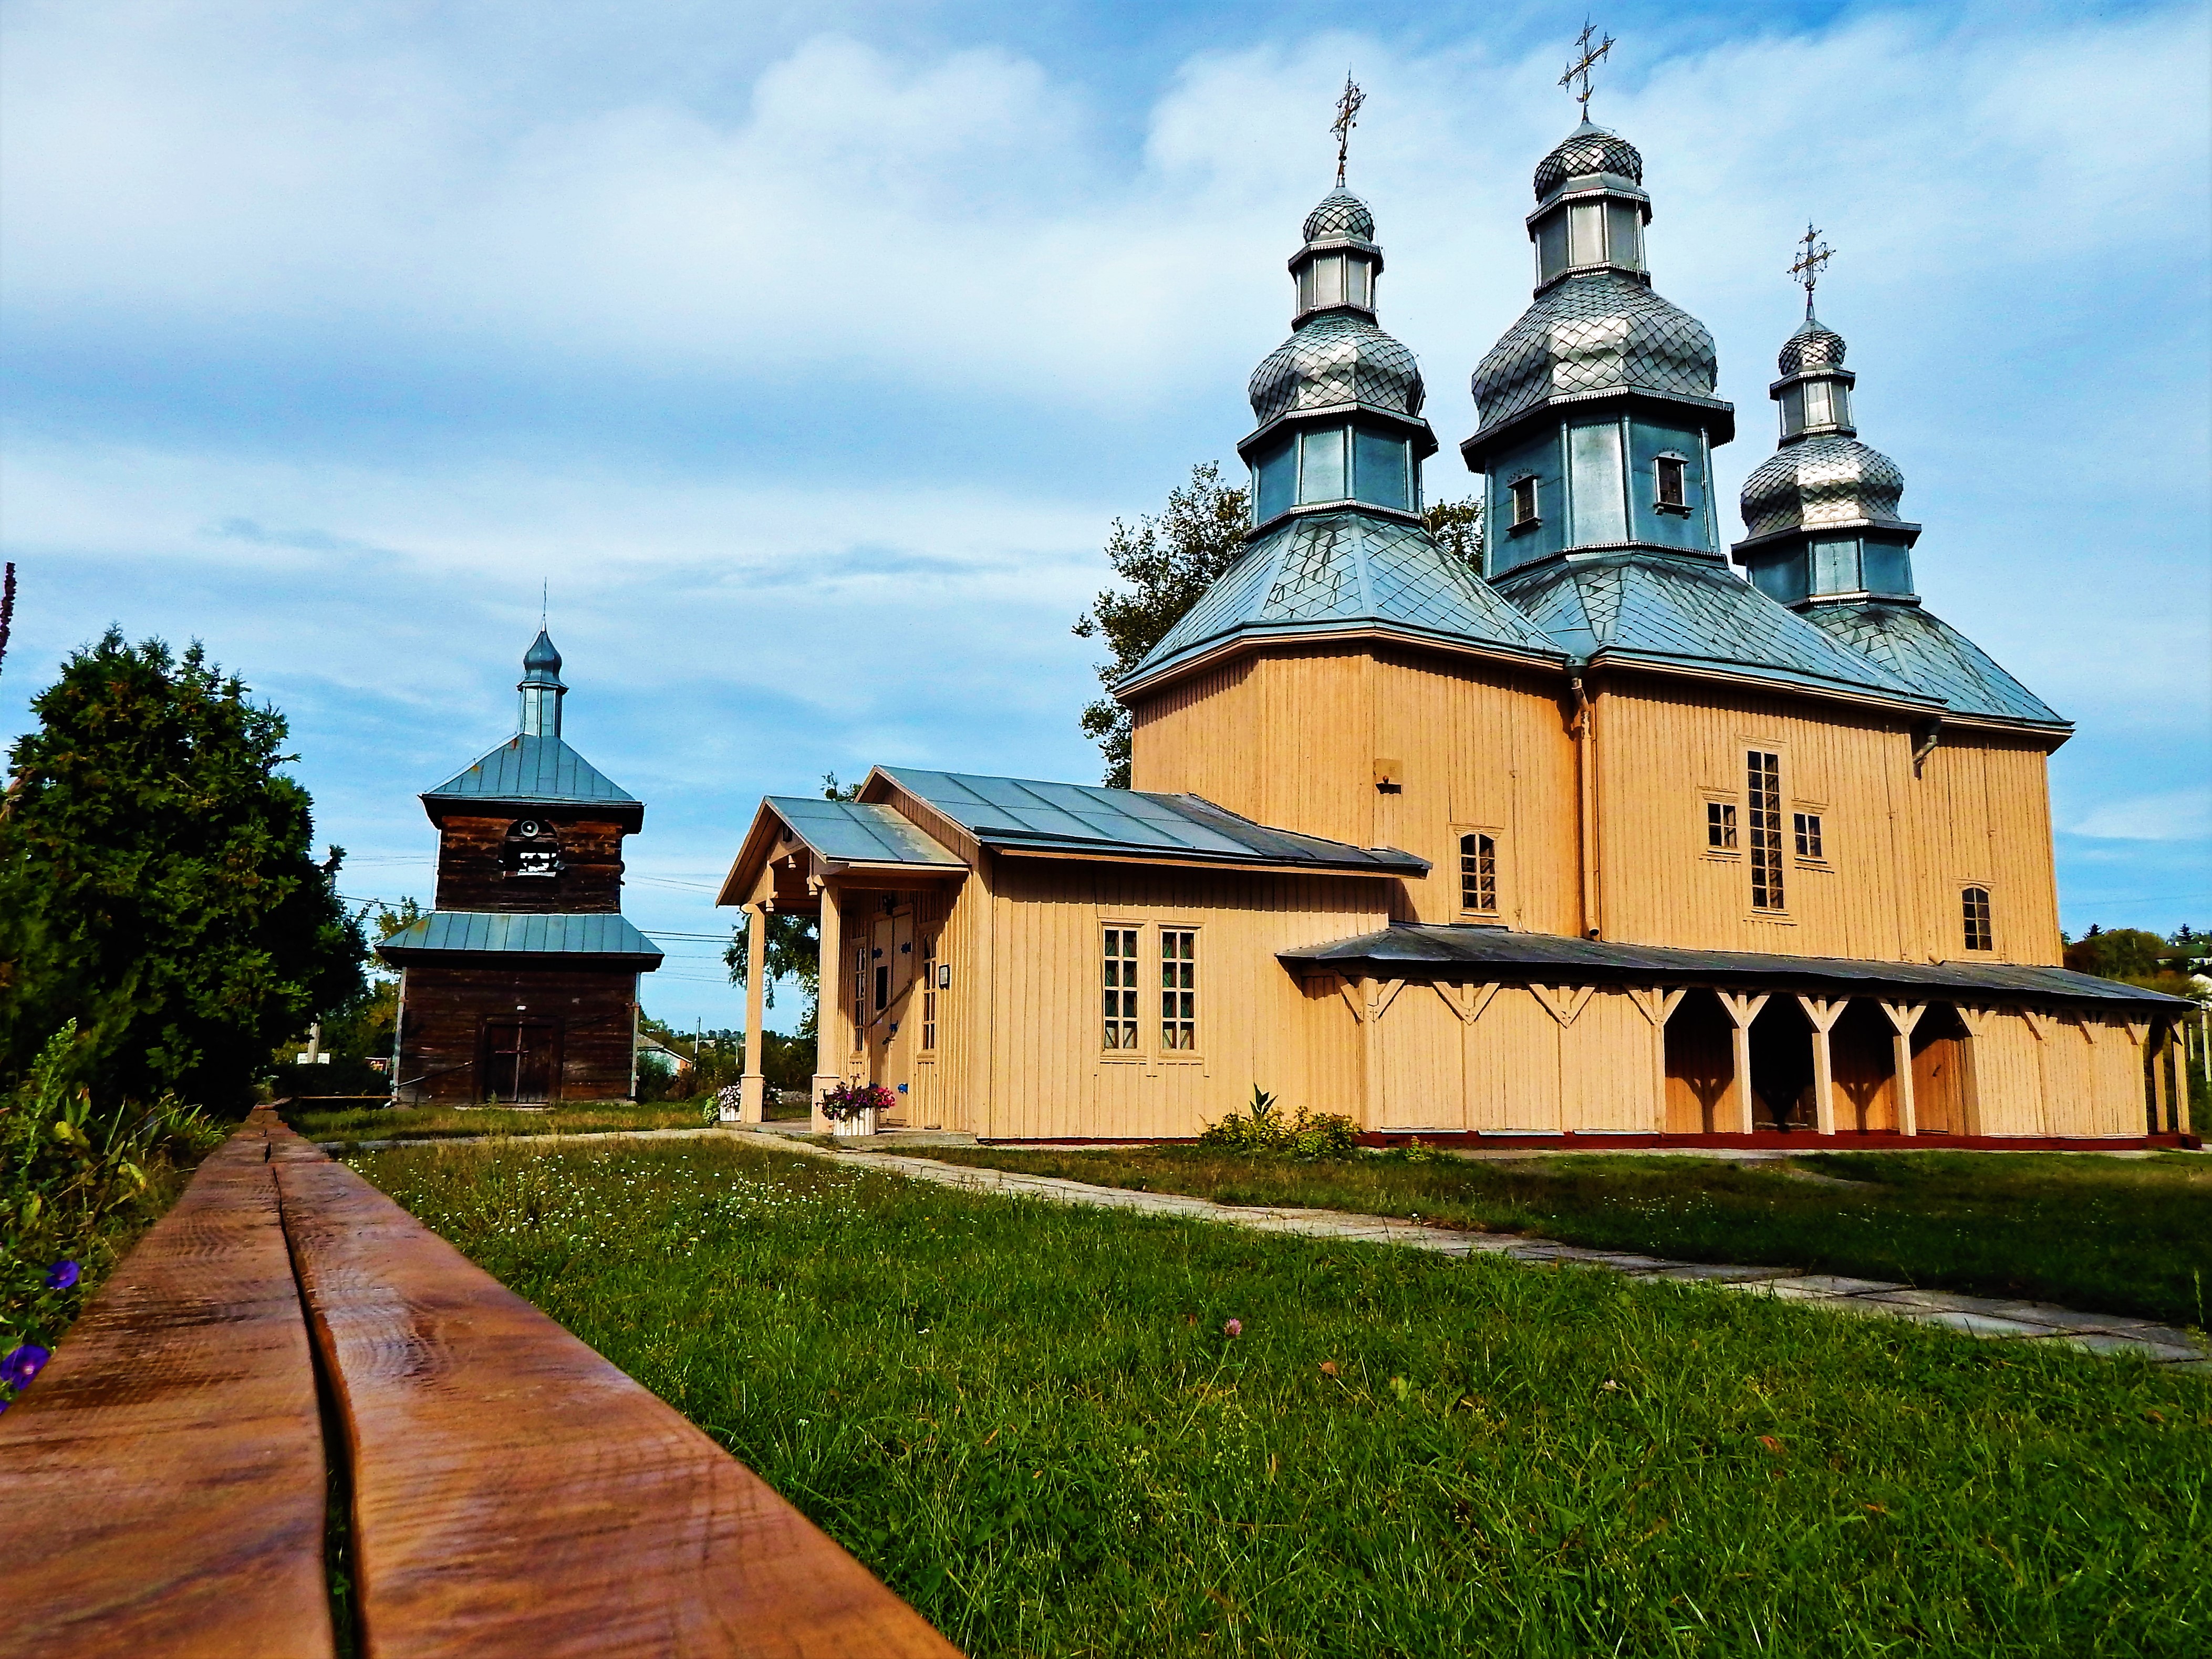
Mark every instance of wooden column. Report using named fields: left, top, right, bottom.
left=1797, top=996, right=1847, bottom=1136
left=2178, top=1023, right=2195, bottom=1136
left=1626, top=987, right=1686, bottom=1134
left=1715, top=991, right=1769, bottom=1135
left=1878, top=1001, right=1926, bottom=1137
left=2151, top=1021, right=2173, bottom=1135
left=811, top=883, right=843, bottom=1133
left=738, top=900, right=769, bottom=1123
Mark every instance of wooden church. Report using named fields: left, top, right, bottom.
left=717, top=108, right=2194, bottom=1146
left=380, top=633, right=662, bottom=1103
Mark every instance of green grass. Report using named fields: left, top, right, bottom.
left=282, top=1097, right=710, bottom=1148
left=919, top=1145, right=2212, bottom=1330
left=354, top=1137, right=2210, bottom=1657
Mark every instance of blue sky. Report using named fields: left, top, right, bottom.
left=3, top=0, right=2207, bottom=1030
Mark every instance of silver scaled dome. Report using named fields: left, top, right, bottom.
left=1533, top=120, right=1644, bottom=200
left=1302, top=189, right=1376, bottom=243
left=1470, top=271, right=1715, bottom=433
left=1778, top=313, right=1846, bottom=376
left=1740, top=437, right=1905, bottom=542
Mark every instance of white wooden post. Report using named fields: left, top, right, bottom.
left=1878, top=1001, right=1926, bottom=1137
left=1797, top=996, right=1848, bottom=1136
left=739, top=899, right=769, bottom=1123
left=1716, top=991, right=1769, bottom=1135
left=811, top=883, right=843, bottom=1134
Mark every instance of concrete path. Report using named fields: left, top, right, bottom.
left=753, top=1134, right=2211, bottom=1374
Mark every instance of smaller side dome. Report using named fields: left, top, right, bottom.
left=1533, top=120, right=1644, bottom=200
left=1779, top=314, right=1846, bottom=377
left=1302, top=189, right=1376, bottom=244
left=1249, top=313, right=1425, bottom=426
left=1740, top=436, right=1905, bottom=542
left=523, top=629, right=563, bottom=677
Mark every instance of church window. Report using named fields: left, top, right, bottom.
left=1863, top=542, right=1913, bottom=596
left=1510, top=475, right=1540, bottom=528
left=920, top=937, right=938, bottom=1052
left=1346, top=257, right=1373, bottom=308
left=1655, top=454, right=1687, bottom=510
left=1707, top=802, right=1737, bottom=849
left=1535, top=214, right=1567, bottom=283
left=1605, top=201, right=1643, bottom=269
left=1804, top=380, right=1835, bottom=427
left=1314, top=254, right=1346, bottom=308
left=1794, top=812, right=1824, bottom=859
left=1161, top=930, right=1198, bottom=1051
left=1568, top=202, right=1605, bottom=267
left=1103, top=928, right=1139, bottom=1050
left=1354, top=426, right=1410, bottom=512
left=1300, top=426, right=1347, bottom=502
left=1459, top=834, right=1498, bottom=914
left=1253, top=432, right=1295, bottom=524
left=1962, top=887, right=1993, bottom=952
left=1780, top=385, right=1805, bottom=438
left=1828, top=382, right=1852, bottom=427
left=1747, top=751, right=1785, bottom=911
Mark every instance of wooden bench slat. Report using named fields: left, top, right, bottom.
left=271, top=1134, right=961, bottom=1658
left=0, top=1119, right=336, bottom=1659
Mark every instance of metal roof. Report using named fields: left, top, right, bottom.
left=1280, top=924, right=2192, bottom=1010
left=1470, top=271, right=1724, bottom=443
left=1125, top=511, right=1565, bottom=688
left=877, top=768, right=1429, bottom=875
left=1498, top=553, right=1937, bottom=707
left=423, top=734, right=638, bottom=812
left=376, top=910, right=663, bottom=966
left=764, top=797, right=966, bottom=868
left=1801, top=601, right=2067, bottom=730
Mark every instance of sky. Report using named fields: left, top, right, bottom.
left=2, top=0, right=2207, bottom=1033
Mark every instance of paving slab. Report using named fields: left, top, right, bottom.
left=1746, top=1274, right=1907, bottom=1300
left=1644, top=1263, right=1795, bottom=1284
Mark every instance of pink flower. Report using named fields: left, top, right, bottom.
left=1223, top=1319, right=1242, bottom=1339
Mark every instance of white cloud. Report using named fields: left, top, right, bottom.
left=2068, top=789, right=2212, bottom=843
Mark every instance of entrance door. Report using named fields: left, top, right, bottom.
left=866, top=908, right=918, bottom=1123
left=481, top=1019, right=560, bottom=1103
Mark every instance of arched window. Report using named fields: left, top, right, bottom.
left=1459, top=833, right=1498, bottom=914
left=502, top=818, right=562, bottom=878
left=1961, top=887, right=1993, bottom=952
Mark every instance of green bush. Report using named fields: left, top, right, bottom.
left=1198, top=1086, right=1361, bottom=1160
left=1, top=1022, right=223, bottom=1401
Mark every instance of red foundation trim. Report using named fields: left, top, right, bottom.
left=990, top=1131, right=2200, bottom=1152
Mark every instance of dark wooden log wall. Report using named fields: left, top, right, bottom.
left=433, top=811, right=630, bottom=913
left=399, top=962, right=638, bottom=1103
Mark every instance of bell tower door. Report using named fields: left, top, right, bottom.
left=481, top=1018, right=561, bottom=1104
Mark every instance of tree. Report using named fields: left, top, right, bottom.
left=0, top=630, right=365, bottom=1110
left=1424, top=495, right=1484, bottom=574
left=1074, top=462, right=1249, bottom=787
left=722, top=775, right=863, bottom=1039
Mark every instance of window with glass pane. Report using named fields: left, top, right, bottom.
left=1805, top=381, right=1834, bottom=426
left=1747, top=751, right=1785, bottom=910
left=1707, top=801, right=1737, bottom=849
left=1829, top=382, right=1852, bottom=427
left=1536, top=215, right=1567, bottom=282
left=1102, top=928, right=1139, bottom=1049
left=1862, top=542, right=1913, bottom=596
left=1254, top=433, right=1294, bottom=524
left=1568, top=202, right=1605, bottom=266
left=1160, top=930, right=1197, bottom=1051
left=1655, top=454, right=1687, bottom=507
left=1459, top=834, right=1498, bottom=913
left=1511, top=476, right=1540, bottom=526
left=1300, top=425, right=1346, bottom=502
left=1793, top=812, right=1823, bottom=859
left=1812, top=538, right=1860, bottom=594
left=1780, top=385, right=1805, bottom=437
left=1569, top=421, right=1627, bottom=544
left=1296, top=264, right=1316, bottom=313
left=1354, top=427, right=1409, bottom=511
left=1962, top=888, right=1993, bottom=952
left=920, top=937, right=938, bottom=1052
left=1606, top=201, right=1642, bottom=268
left=850, top=941, right=867, bottom=1045
left=1347, top=257, right=1372, bottom=308
left=1316, top=254, right=1345, bottom=307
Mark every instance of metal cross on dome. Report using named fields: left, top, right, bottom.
left=1559, top=19, right=1614, bottom=118
left=1331, top=71, right=1365, bottom=188
left=1790, top=222, right=1835, bottom=315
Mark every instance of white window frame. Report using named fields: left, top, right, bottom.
left=1158, top=925, right=1201, bottom=1059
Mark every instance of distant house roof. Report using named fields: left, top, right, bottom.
left=1799, top=602, right=2068, bottom=732
left=422, top=734, right=642, bottom=825
left=878, top=768, right=1429, bottom=876
left=1119, top=512, right=1566, bottom=693
left=1279, top=923, right=2190, bottom=1010
left=1497, top=553, right=1940, bottom=710
left=376, top=910, right=663, bottom=968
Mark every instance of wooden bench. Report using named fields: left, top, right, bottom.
left=1, top=1111, right=959, bottom=1659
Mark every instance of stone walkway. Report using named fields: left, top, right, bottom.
left=755, top=1134, right=2211, bottom=1374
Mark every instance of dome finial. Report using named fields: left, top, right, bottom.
left=1559, top=18, right=1615, bottom=121
left=1330, top=70, right=1365, bottom=190
left=1790, top=221, right=1834, bottom=320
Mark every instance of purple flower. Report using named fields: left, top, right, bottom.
left=1223, top=1319, right=1242, bottom=1339
left=2, top=1345, right=51, bottom=1390
left=45, top=1260, right=80, bottom=1291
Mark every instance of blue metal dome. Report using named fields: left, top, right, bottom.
left=522, top=629, right=563, bottom=679
left=1250, top=312, right=1425, bottom=426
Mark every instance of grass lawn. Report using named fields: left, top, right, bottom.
left=919, top=1146, right=2212, bottom=1330
left=284, top=1097, right=710, bottom=1148
left=355, top=1137, right=2208, bottom=1657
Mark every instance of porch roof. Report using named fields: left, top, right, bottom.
left=1280, top=924, right=2193, bottom=1011
left=377, top=910, right=664, bottom=968
left=876, top=768, right=1429, bottom=876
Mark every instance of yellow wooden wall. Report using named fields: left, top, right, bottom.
left=1130, top=645, right=1580, bottom=931
left=1905, top=735, right=2063, bottom=965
